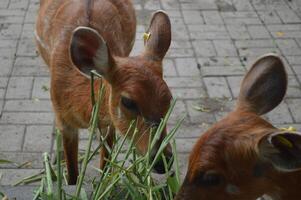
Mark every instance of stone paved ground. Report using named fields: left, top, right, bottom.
left=1, top=0, right=301, bottom=190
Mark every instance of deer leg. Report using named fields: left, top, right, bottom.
left=60, top=125, right=79, bottom=185
left=99, top=126, right=115, bottom=169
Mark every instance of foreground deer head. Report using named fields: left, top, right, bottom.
left=36, top=0, right=173, bottom=185
left=175, top=54, right=301, bottom=200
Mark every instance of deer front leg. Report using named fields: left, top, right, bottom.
left=99, top=125, right=115, bottom=169
left=60, top=125, right=79, bottom=185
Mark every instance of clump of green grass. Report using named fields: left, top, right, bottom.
left=23, top=71, right=183, bottom=200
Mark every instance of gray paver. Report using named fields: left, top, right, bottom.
left=203, top=77, right=232, bottom=98
left=6, top=77, right=33, bottom=99
left=0, top=125, right=25, bottom=151
left=23, top=125, right=53, bottom=152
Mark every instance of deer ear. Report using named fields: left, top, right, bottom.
left=143, top=10, right=171, bottom=61
left=70, top=26, right=113, bottom=79
left=258, top=131, right=301, bottom=172
left=237, top=54, right=287, bottom=115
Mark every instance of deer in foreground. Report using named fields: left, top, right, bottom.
left=36, top=0, right=173, bottom=185
left=175, top=54, right=301, bottom=200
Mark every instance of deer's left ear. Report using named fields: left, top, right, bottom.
left=143, top=11, right=171, bottom=61
left=258, top=131, right=301, bottom=172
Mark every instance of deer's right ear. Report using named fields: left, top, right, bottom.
left=237, top=54, right=287, bottom=115
left=70, top=26, right=113, bottom=79
left=143, top=11, right=171, bottom=61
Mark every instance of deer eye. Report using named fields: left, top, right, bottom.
left=196, top=171, right=222, bottom=187
left=121, top=96, right=139, bottom=113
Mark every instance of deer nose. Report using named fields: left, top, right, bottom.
left=153, top=150, right=174, bottom=174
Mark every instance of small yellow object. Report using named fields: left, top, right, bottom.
left=280, top=126, right=296, bottom=132
left=276, top=135, right=293, bottom=148
left=143, top=32, right=151, bottom=43
left=276, top=31, right=284, bottom=37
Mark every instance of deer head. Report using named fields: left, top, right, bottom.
left=175, top=54, right=301, bottom=200
left=69, top=11, right=173, bottom=173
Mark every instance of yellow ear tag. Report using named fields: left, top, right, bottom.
left=143, top=32, right=151, bottom=44
left=280, top=126, right=296, bottom=132
left=276, top=135, right=293, bottom=148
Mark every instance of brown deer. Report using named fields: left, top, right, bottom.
left=175, top=54, right=301, bottom=200
left=35, top=0, right=173, bottom=185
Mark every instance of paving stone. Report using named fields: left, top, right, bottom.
left=9, top=0, right=29, bottom=9
left=252, top=0, right=290, bottom=11
left=201, top=66, right=246, bottom=76
left=276, top=9, right=301, bottom=23
left=175, top=138, right=197, bottom=153
left=16, top=38, right=38, bottom=56
left=257, top=11, right=282, bottom=24
left=192, top=40, right=216, bottom=57
left=186, top=99, right=216, bottom=124
left=0, top=89, right=5, bottom=99
left=182, top=10, right=204, bottom=24
left=4, top=100, right=52, bottom=112
left=267, top=24, right=301, bottom=38
left=172, top=25, right=190, bottom=40
left=0, top=0, right=9, bottom=8
left=13, top=57, right=49, bottom=76
left=227, top=76, right=243, bottom=98
left=286, top=75, right=301, bottom=98
left=32, top=77, right=50, bottom=100
left=291, top=65, right=301, bottom=74
left=0, top=77, right=8, bottom=88
left=198, top=56, right=241, bottom=67
left=174, top=124, right=209, bottom=138
left=247, top=25, right=271, bottom=39
left=180, top=0, right=217, bottom=10
left=0, top=152, right=44, bottom=169
left=222, top=11, right=262, bottom=25
left=0, top=39, right=17, bottom=48
left=202, top=11, right=223, bottom=24
left=163, top=59, right=178, bottom=77
left=0, top=57, right=14, bottom=76
left=0, top=125, right=25, bottom=151
left=286, top=56, right=301, bottom=65
left=160, top=0, right=180, bottom=10
left=227, top=25, right=251, bottom=39
left=0, top=169, right=41, bottom=186
left=175, top=58, right=200, bottom=76
left=6, top=77, right=33, bottom=99
left=171, top=40, right=192, bottom=49
left=287, top=99, right=301, bottom=123
left=203, top=77, right=232, bottom=98
left=238, top=47, right=280, bottom=57
left=0, top=112, right=54, bottom=125
left=143, top=0, right=161, bottom=10
left=232, top=0, right=253, bottom=11
left=168, top=100, right=189, bottom=125
left=166, top=48, right=194, bottom=58
left=264, top=102, right=294, bottom=124
left=0, top=24, right=22, bottom=40
left=23, top=125, right=53, bottom=152
left=189, top=24, right=229, bottom=39
left=235, top=39, right=276, bottom=48
left=213, top=40, right=237, bottom=56
left=165, top=77, right=203, bottom=88
left=171, top=88, right=204, bottom=100
left=275, top=39, right=301, bottom=56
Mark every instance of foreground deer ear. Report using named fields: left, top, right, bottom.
left=70, top=26, right=113, bottom=79
left=258, top=131, right=301, bottom=172
left=143, top=10, right=171, bottom=61
left=237, top=54, right=287, bottom=115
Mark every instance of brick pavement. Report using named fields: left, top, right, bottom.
left=1, top=0, right=301, bottom=191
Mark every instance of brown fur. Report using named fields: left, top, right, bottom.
left=175, top=55, right=301, bottom=200
left=36, top=0, right=172, bottom=184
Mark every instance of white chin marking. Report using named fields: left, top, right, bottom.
left=226, top=184, right=240, bottom=195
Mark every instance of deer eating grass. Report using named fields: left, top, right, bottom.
left=175, top=54, right=301, bottom=200
left=35, top=0, right=173, bottom=185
